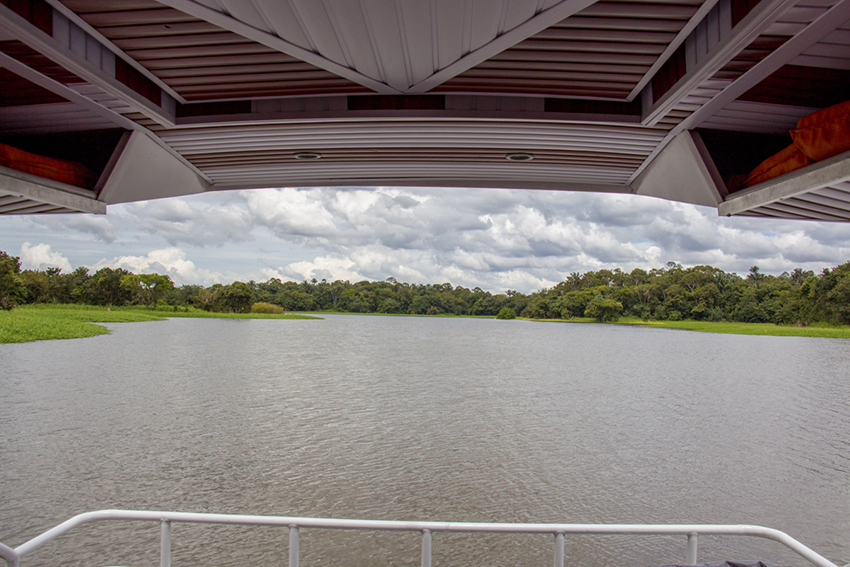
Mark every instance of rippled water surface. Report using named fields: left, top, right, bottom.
left=1, top=315, right=848, bottom=566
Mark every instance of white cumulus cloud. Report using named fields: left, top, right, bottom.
left=3, top=185, right=850, bottom=294
left=283, top=255, right=367, bottom=283
left=19, top=242, right=72, bottom=272
left=93, top=247, right=223, bottom=286
left=245, top=188, right=339, bottom=239
left=123, top=195, right=254, bottom=247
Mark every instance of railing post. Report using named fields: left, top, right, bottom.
left=160, top=520, right=171, bottom=567
left=0, top=542, right=20, bottom=567
left=421, top=529, right=432, bottom=567
left=289, top=525, right=299, bottom=567
left=554, top=533, right=565, bottom=567
left=686, top=532, right=698, bottom=564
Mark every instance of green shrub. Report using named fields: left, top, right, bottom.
left=584, top=295, right=623, bottom=322
left=496, top=307, right=516, bottom=319
left=0, top=251, right=25, bottom=310
left=251, top=302, right=284, bottom=314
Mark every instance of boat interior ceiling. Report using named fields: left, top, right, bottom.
left=1, top=0, right=850, bottom=220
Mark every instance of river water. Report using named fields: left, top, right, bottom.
left=0, top=315, right=848, bottom=567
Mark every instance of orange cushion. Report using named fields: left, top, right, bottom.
left=0, top=143, right=95, bottom=189
left=790, top=100, right=850, bottom=161
left=744, top=143, right=812, bottom=188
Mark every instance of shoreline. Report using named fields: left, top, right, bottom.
left=0, top=305, right=319, bottom=344
left=3, top=305, right=849, bottom=343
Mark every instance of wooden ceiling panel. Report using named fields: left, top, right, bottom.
left=141, top=52, right=300, bottom=70
left=70, top=7, right=198, bottom=27
left=176, top=85, right=370, bottom=101
left=490, top=50, right=658, bottom=65
left=739, top=64, right=850, bottom=108
left=511, top=39, right=667, bottom=54
left=532, top=27, right=678, bottom=42
left=60, top=0, right=162, bottom=11
left=0, top=69, right=67, bottom=106
left=555, top=16, right=686, bottom=31
left=154, top=62, right=319, bottom=78
left=475, top=60, right=651, bottom=74
left=575, top=2, right=700, bottom=20
left=111, top=32, right=248, bottom=51
left=89, top=20, right=223, bottom=38
left=0, top=41, right=84, bottom=84
left=60, top=1, right=367, bottom=101
left=446, top=0, right=704, bottom=100
left=165, top=70, right=354, bottom=87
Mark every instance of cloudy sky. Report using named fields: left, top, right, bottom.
left=1, top=186, right=849, bottom=294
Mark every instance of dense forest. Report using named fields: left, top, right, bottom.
left=1, top=249, right=849, bottom=325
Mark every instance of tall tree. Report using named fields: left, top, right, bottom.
left=219, top=281, right=254, bottom=313
left=120, top=273, right=175, bottom=309
left=747, top=266, right=765, bottom=289
left=0, top=251, right=24, bottom=310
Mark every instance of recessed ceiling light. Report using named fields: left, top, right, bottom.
left=294, top=152, right=322, bottom=160
left=505, top=153, right=534, bottom=162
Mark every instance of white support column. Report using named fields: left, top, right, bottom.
left=289, top=525, right=299, bottom=567
left=160, top=521, right=171, bottom=567
left=554, top=533, right=565, bottom=567
left=686, top=532, right=698, bottom=564
left=421, top=529, right=432, bottom=567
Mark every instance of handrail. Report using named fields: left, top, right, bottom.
left=0, top=509, right=842, bottom=567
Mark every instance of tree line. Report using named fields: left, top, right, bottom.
left=1, top=249, right=848, bottom=325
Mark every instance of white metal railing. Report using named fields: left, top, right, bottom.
left=0, top=509, right=842, bottom=567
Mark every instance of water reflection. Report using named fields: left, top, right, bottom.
left=1, top=315, right=848, bottom=566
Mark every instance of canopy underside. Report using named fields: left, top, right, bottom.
left=0, top=0, right=848, bottom=220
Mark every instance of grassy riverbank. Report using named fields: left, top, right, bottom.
left=118, top=305, right=319, bottom=320
left=533, top=316, right=850, bottom=338
left=4, top=305, right=848, bottom=343
left=300, top=310, right=493, bottom=318
left=306, top=310, right=850, bottom=338
left=623, top=318, right=850, bottom=338
left=0, top=305, right=318, bottom=343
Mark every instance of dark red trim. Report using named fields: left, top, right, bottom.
left=115, top=59, right=161, bottom=106
left=732, top=0, right=763, bottom=27
left=348, top=95, right=446, bottom=111
left=545, top=98, right=641, bottom=116
left=651, top=44, right=686, bottom=104
left=177, top=100, right=252, bottom=118
left=0, top=0, right=52, bottom=35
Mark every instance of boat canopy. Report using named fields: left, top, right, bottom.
left=1, top=0, right=849, bottom=221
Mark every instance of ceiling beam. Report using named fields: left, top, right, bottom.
left=211, top=177, right=630, bottom=193
left=154, top=0, right=401, bottom=94
left=642, top=0, right=799, bottom=127
left=0, top=51, right=212, bottom=185
left=0, top=2, right=176, bottom=127
left=625, top=0, right=721, bottom=102
left=631, top=0, right=850, bottom=186
left=0, top=166, right=106, bottom=214
left=675, top=0, right=850, bottom=132
left=42, top=0, right=188, bottom=104
left=407, top=0, right=599, bottom=94
left=719, top=150, right=850, bottom=216
left=0, top=51, right=140, bottom=133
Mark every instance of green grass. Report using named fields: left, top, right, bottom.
left=6, top=305, right=846, bottom=343
left=528, top=315, right=850, bottom=338
left=621, top=318, right=850, bottom=338
left=119, top=305, right=319, bottom=320
left=300, top=310, right=494, bottom=318
left=0, top=305, right=165, bottom=343
left=0, top=305, right=319, bottom=343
